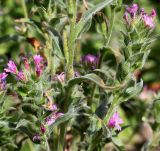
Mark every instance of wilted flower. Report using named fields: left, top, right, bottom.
left=33, top=55, right=44, bottom=77
left=17, top=71, right=27, bottom=82
left=123, top=12, right=129, bottom=24
left=74, top=71, right=80, bottom=77
left=57, top=72, right=65, bottom=84
left=22, top=57, right=30, bottom=70
left=45, top=116, right=56, bottom=126
left=55, top=112, right=64, bottom=118
left=81, top=54, right=99, bottom=69
left=43, top=102, right=58, bottom=111
left=0, top=72, right=8, bottom=90
left=40, top=125, right=46, bottom=133
left=32, top=134, right=41, bottom=143
left=45, top=112, right=64, bottom=126
left=108, top=111, right=123, bottom=131
left=4, top=60, right=18, bottom=74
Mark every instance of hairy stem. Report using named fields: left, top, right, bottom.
left=105, top=96, right=118, bottom=123
left=44, top=135, right=50, bottom=151
left=67, top=0, right=77, bottom=80
left=22, top=0, right=28, bottom=19
left=99, top=7, right=115, bottom=68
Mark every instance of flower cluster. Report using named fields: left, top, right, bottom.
left=4, top=60, right=27, bottom=82
left=81, top=54, right=99, bottom=69
left=43, top=103, right=63, bottom=126
left=124, top=4, right=156, bottom=28
left=33, top=55, right=44, bottom=77
left=56, top=71, right=80, bottom=84
left=0, top=72, right=8, bottom=90
left=108, top=111, right=123, bottom=131
left=2, top=54, right=44, bottom=86
left=32, top=103, right=63, bottom=142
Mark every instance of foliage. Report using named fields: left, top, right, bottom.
left=0, top=0, right=160, bottom=151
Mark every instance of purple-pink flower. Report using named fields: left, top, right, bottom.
left=4, top=60, right=18, bottom=74
left=126, top=4, right=138, bottom=18
left=45, top=112, right=64, bottom=126
left=81, top=54, right=99, bottom=69
left=17, top=71, right=27, bottom=82
left=33, top=55, right=44, bottom=77
left=22, top=57, right=30, bottom=70
left=32, top=134, right=41, bottom=142
left=0, top=72, right=8, bottom=90
left=43, top=102, right=58, bottom=111
left=0, top=72, right=8, bottom=81
left=57, top=72, right=66, bottom=84
left=141, top=9, right=157, bottom=28
left=108, top=111, right=123, bottom=131
left=40, top=125, right=46, bottom=133
left=124, top=4, right=157, bottom=29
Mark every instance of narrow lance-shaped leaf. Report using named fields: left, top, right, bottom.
left=67, top=73, right=106, bottom=88
left=75, top=0, right=114, bottom=38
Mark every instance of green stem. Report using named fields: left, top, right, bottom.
left=99, top=8, right=115, bottom=68
left=67, top=0, right=77, bottom=80
left=105, top=8, right=115, bottom=47
left=87, top=145, right=93, bottom=151
left=22, top=0, right=28, bottom=19
left=105, top=96, right=119, bottom=123
left=57, top=87, right=72, bottom=151
left=48, top=0, right=52, bottom=12
left=57, top=123, right=67, bottom=151
left=63, top=31, right=69, bottom=67
left=44, top=135, right=50, bottom=151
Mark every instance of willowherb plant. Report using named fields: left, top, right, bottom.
left=0, top=0, right=158, bottom=151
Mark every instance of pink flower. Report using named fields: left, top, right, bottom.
left=126, top=4, right=138, bottom=18
left=33, top=55, right=43, bottom=65
left=4, top=60, right=18, bottom=74
left=55, top=112, right=64, bottom=118
left=17, top=71, right=27, bottom=82
left=0, top=72, right=8, bottom=90
left=57, top=72, right=65, bottom=84
left=32, top=134, right=41, bottom=143
left=151, top=9, right=157, bottom=18
left=43, top=102, right=58, bottom=111
left=140, top=8, right=156, bottom=28
left=33, top=55, right=44, bottom=77
left=0, top=72, right=8, bottom=81
left=142, top=15, right=155, bottom=28
left=123, top=12, right=129, bottom=24
left=22, top=57, right=30, bottom=70
left=40, top=125, right=46, bottom=133
left=108, top=111, right=123, bottom=131
left=81, top=54, right=99, bottom=69
left=45, top=116, right=56, bottom=126
left=45, top=112, right=64, bottom=126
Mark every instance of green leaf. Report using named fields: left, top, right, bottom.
left=120, top=80, right=143, bottom=103
left=95, top=100, right=108, bottom=119
left=16, top=119, right=30, bottom=129
left=126, top=80, right=143, bottom=95
left=48, top=28, right=64, bottom=59
left=153, top=100, right=160, bottom=123
left=22, top=104, right=39, bottom=116
left=75, top=0, right=114, bottom=38
left=0, top=35, right=24, bottom=44
left=67, top=73, right=106, bottom=88
left=112, top=137, right=125, bottom=151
